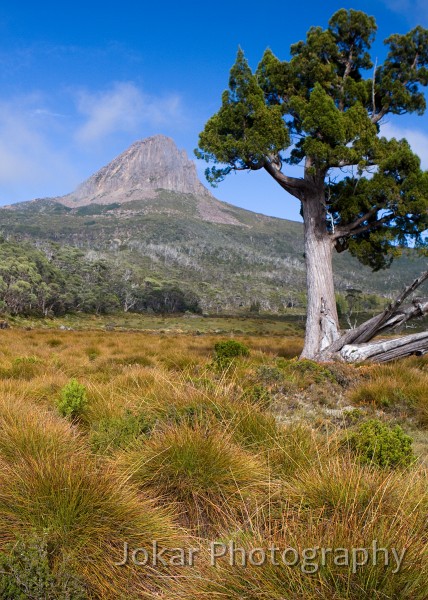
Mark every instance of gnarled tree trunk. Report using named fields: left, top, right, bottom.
left=301, top=194, right=340, bottom=359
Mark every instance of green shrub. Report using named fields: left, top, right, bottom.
left=241, top=383, right=272, bottom=407
left=0, top=535, right=87, bottom=600
left=214, top=339, right=249, bottom=369
left=56, top=379, right=88, bottom=420
left=346, top=419, right=415, bottom=468
left=256, top=365, right=283, bottom=384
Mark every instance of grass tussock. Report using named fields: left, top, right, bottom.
left=349, top=358, right=428, bottom=427
left=0, top=326, right=426, bottom=598
left=115, top=422, right=269, bottom=534
left=0, top=393, right=185, bottom=598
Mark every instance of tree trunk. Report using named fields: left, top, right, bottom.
left=298, top=192, right=427, bottom=363
left=301, top=194, right=340, bottom=359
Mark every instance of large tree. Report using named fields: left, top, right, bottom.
left=196, top=9, right=428, bottom=361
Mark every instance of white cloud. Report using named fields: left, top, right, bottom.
left=0, top=83, right=187, bottom=204
left=379, top=0, right=428, bottom=24
left=381, top=122, right=428, bottom=169
left=75, top=82, right=183, bottom=144
left=0, top=97, right=78, bottom=203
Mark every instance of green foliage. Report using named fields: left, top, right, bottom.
left=214, top=339, right=250, bottom=369
left=196, top=48, right=289, bottom=184
left=278, top=357, right=336, bottom=385
left=0, top=237, right=201, bottom=317
left=346, top=419, right=415, bottom=468
left=196, top=9, right=428, bottom=270
left=0, top=535, right=87, bottom=600
left=0, top=191, right=425, bottom=318
left=56, top=379, right=88, bottom=420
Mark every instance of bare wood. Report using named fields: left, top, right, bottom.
left=326, top=269, right=428, bottom=355
left=340, top=330, right=428, bottom=363
left=376, top=299, right=428, bottom=332
left=300, top=194, right=340, bottom=358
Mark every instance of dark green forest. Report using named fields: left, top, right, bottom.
left=0, top=237, right=201, bottom=317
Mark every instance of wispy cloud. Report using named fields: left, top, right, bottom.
left=75, top=82, right=183, bottom=144
left=379, top=0, right=428, bottom=24
left=0, top=82, right=187, bottom=204
left=0, top=96, right=78, bottom=203
left=381, top=122, right=428, bottom=169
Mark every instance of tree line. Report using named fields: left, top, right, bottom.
left=0, top=238, right=201, bottom=317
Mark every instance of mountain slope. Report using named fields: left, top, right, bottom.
left=1, top=136, right=426, bottom=313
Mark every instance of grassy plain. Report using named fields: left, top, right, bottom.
left=0, top=321, right=426, bottom=598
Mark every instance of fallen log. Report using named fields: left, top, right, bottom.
left=340, top=330, right=428, bottom=363
left=318, top=269, right=428, bottom=363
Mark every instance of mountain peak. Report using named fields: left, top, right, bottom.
left=58, top=135, right=212, bottom=206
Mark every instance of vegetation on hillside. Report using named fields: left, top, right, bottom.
left=1, top=189, right=425, bottom=316
left=0, top=236, right=201, bottom=316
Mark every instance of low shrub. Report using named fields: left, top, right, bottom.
left=346, top=419, right=415, bottom=468
left=277, top=357, right=336, bottom=387
left=0, top=534, right=87, bottom=600
left=56, top=379, right=88, bottom=420
left=214, top=340, right=250, bottom=369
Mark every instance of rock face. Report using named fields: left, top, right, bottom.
left=58, top=135, right=213, bottom=206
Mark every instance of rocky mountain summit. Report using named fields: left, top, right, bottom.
left=56, top=135, right=213, bottom=207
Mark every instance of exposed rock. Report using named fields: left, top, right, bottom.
left=57, top=135, right=213, bottom=207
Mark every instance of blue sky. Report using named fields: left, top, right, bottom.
left=0, top=1, right=427, bottom=220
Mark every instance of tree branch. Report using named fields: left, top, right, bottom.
left=340, top=330, right=428, bottom=363
left=333, top=206, right=381, bottom=239
left=263, top=159, right=311, bottom=200
left=338, top=45, right=354, bottom=112
left=333, top=213, right=393, bottom=241
left=371, top=107, right=388, bottom=124
left=326, top=269, right=428, bottom=354
left=372, top=58, right=377, bottom=117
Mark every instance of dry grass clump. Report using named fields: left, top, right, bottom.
left=115, top=422, right=270, bottom=534
left=283, top=455, right=409, bottom=520
left=349, top=359, right=428, bottom=426
left=225, top=405, right=320, bottom=478
left=199, top=460, right=428, bottom=600
left=0, top=395, right=185, bottom=599
left=0, top=327, right=427, bottom=598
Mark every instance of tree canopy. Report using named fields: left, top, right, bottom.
left=196, top=9, right=428, bottom=270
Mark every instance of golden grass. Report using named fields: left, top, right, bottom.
left=349, top=358, right=428, bottom=426
left=0, top=327, right=426, bottom=598
left=0, top=395, right=185, bottom=598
